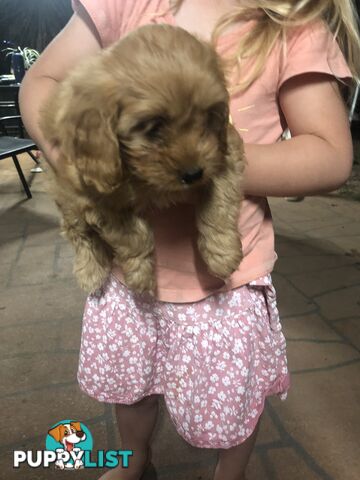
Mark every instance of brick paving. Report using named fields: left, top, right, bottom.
left=0, top=154, right=359, bottom=480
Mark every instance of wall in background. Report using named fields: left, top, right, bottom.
left=0, top=0, right=73, bottom=74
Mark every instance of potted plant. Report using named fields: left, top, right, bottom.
left=3, top=46, right=40, bottom=82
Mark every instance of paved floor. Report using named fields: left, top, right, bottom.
left=0, top=154, right=359, bottom=480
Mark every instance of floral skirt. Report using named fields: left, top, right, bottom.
left=78, top=273, right=290, bottom=449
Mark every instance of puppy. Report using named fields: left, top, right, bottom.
left=40, top=24, right=245, bottom=295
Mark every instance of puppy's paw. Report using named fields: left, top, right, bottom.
left=199, top=233, right=243, bottom=280
left=74, top=257, right=110, bottom=293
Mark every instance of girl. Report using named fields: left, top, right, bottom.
left=19, top=1, right=360, bottom=479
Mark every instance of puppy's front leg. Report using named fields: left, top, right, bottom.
left=62, top=211, right=113, bottom=293
left=101, top=213, right=156, bottom=295
left=196, top=125, right=245, bottom=280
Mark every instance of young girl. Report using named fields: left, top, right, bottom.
left=19, top=1, right=359, bottom=479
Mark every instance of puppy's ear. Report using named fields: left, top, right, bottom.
left=207, top=101, right=229, bottom=150
left=208, top=102, right=229, bottom=127
left=63, top=103, right=122, bottom=193
left=42, top=73, right=123, bottom=194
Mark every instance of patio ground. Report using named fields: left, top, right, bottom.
left=0, top=154, right=359, bottom=480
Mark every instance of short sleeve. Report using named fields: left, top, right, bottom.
left=278, top=21, right=352, bottom=89
left=71, top=0, right=133, bottom=47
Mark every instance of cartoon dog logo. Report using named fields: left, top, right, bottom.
left=48, top=421, right=87, bottom=469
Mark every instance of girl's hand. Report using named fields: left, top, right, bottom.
left=40, top=142, right=60, bottom=171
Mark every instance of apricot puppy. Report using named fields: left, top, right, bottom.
left=40, top=24, right=245, bottom=295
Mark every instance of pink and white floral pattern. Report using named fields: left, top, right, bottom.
left=78, top=274, right=290, bottom=448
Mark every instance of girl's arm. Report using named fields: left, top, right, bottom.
left=243, top=73, right=353, bottom=197
left=19, top=4, right=102, bottom=169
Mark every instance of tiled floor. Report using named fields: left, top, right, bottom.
left=0, top=154, right=359, bottom=480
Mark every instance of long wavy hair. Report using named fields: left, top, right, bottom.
left=170, top=0, right=360, bottom=91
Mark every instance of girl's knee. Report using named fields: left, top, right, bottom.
left=115, top=394, right=159, bottom=412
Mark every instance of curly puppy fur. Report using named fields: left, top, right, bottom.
left=40, top=24, right=245, bottom=295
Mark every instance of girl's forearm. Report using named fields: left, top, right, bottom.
left=243, top=135, right=353, bottom=197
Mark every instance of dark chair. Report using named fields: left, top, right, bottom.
left=0, top=75, right=16, bottom=86
left=0, top=85, right=21, bottom=135
left=0, top=115, right=38, bottom=199
left=0, top=85, right=20, bottom=113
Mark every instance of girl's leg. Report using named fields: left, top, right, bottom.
left=98, top=394, right=159, bottom=480
left=213, top=418, right=260, bottom=480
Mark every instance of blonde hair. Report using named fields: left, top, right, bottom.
left=171, top=0, right=360, bottom=91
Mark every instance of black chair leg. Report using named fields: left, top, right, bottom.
left=11, top=154, right=32, bottom=199
left=28, top=150, right=40, bottom=164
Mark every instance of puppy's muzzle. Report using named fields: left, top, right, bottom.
left=180, top=167, right=204, bottom=185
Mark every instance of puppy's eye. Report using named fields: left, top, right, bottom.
left=132, top=116, right=166, bottom=140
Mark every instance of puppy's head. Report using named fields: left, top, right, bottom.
left=115, top=25, right=230, bottom=192
left=41, top=25, right=230, bottom=194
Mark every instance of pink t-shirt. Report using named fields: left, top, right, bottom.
left=72, top=0, right=351, bottom=302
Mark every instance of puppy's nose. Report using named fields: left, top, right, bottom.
left=76, top=431, right=85, bottom=438
left=181, top=167, right=203, bottom=185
